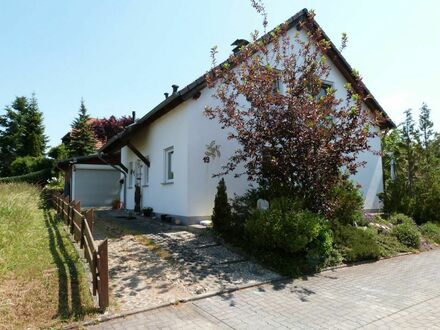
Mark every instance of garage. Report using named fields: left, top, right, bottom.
left=58, top=153, right=125, bottom=209
left=72, top=164, right=121, bottom=208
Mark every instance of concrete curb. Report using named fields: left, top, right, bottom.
left=63, top=275, right=288, bottom=329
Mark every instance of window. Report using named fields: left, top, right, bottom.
left=135, top=159, right=142, bottom=186
left=317, top=82, right=332, bottom=99
left=143, top=157, right=149, bottom=186
left=272, top=78, right=282, bottom=94
left=164, top=147, right=174, bottom=183
left=128, top=161, right=134, bottom=188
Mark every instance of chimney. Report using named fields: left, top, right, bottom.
left=132, top=111, right=136, bottom=122
left=164, top=92, right=169, bottom=99
left=231, top=39, right=249, bottom=54
left=172, top=84, right=179, bottom=94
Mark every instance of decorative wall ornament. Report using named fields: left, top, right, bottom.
left=204, top=140, right=221, bottom=163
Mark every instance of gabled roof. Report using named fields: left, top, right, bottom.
left=100, top=8, right=395, bottom=154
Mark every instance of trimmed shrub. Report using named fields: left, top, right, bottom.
left=212, top=179, right=233, bottom=236
left=10, top=156, right=53, bottom=176
left=245, top=197, right=333, bottom=269
left=0, top=169, right=51, bottom=185
left=389, top=213, right=415, bottom=226
left=333, top=225, right=381, bottom=262
left=374, top=233, right=411, bottom=258
left=391, top=223, right=421, bottom=248
left=330, top=178, right=364, bottom=225
left=420, top=222, right=440, bottom=244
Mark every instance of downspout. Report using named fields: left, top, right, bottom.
left=98, top=152, right=127, bottom=210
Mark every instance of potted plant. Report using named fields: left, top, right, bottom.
left=142, top=207, right=153, bottom=217
left=112, top=199, right=122, bottom=209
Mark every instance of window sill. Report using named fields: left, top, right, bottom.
left=161, top=181, right=174, bottom=185
left=142, top=184, right=149, bottom=187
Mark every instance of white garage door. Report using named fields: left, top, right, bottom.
left=73, top=165, right=120, bottom=208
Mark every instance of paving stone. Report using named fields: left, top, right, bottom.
left=89, top=250, right=440, bottom=329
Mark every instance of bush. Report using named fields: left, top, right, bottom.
left=391, top=223, right=421, bottom=248
left=420, top=222, right=440, bottom=244
left=374, top=233, right=411, bottom=258
left=0, top=169, right=51, bottom=185
left=245, top=197, right=333, bottom=269
left=212, top=179, right=233, bottom=236
left=40, top=176, right=64, bottom=209
left=10, top=156, right=53, bottom=176
left=389, top=213, right=415, bottom=226
left=333, top=225, right=381, bottom=262
left=330, top=178, right=364, bottom=225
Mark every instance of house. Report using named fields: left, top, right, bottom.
left=58, top=153, right=123, bottom=208
left=99, top=9, right=395, bottom=225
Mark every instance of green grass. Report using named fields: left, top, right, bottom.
left=0, top=183, right=97, bottom=329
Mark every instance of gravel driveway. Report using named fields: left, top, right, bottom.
left=92, top=211, right=282, bottom=313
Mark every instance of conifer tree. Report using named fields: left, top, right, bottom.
left=68, top=99, right=96, bottom=157
left=212, top=178, right=232, bottom=235
left=19, top=93, right=47, bottom=157
left=419, top=103, right=433, bottom=151
left=0, top=95, right=47, bottom=176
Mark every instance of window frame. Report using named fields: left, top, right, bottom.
left=128, top=161, right=134, bottom=189
left=163, top=147, right=174, bottom=184
left=316, top=80, right=333, bottom=100
left=142, top=157, right=150, bottom=187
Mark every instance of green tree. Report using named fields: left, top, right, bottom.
left=382, top=103, right=440, bottom=223
left=401, top=109, right=419, bottom=194
left=212, top=178, right=232, bottom=235
left=67, top=99, right=96, bottom=157
left=19, top=94, right=47, bottom=157
left=419, top=103, right=433, bottom=151
left=0, top=95, right=47, bottom=176
left=48, top=144, right=68, bottom=160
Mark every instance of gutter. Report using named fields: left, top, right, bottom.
left=98, top=152, right=127, bottom=211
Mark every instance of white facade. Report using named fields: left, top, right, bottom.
left=120, top=26, right=386, bottom=223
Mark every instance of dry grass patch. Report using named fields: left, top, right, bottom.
left=134, top=235, right=173, bottom=260
left=0, top=183, right=97, bottom=329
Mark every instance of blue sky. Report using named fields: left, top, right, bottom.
left=1, top=1, right=439, bottom=148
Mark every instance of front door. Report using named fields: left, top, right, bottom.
left=134, top=160, right=142, bottom=212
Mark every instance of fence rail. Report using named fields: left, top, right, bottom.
left=54, top=194, right=109, bottom=309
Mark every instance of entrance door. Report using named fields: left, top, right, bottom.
left=134, top=160, right=142, bottom=212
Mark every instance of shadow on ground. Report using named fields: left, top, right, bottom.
left=43, top=210, right=98, bottom=320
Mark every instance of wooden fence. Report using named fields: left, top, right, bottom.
left=53, top=195, right=109, bottom=309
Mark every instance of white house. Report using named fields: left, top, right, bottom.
left=99, top=9, right=394, bottom=224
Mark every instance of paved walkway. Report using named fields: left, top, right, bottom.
left=88, top=249, right=440, bottom=329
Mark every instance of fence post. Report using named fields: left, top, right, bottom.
left=63, top=197, right=69, bottom=224
left=70, top=201, right=80, bottom=234
left=85, top=209, right=94, bottom=233
left=55, top=195, right=59, bottom=215
left=92, top=253, right=98, bottom=295
left=98, top=239, right=109, bottom=309
left=69, top=201, right=75, bottom=234
left=61, top=197, right=65, bottom=222
left=80, top=218, right=85, bottom=249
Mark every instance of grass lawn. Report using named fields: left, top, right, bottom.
left=0, top=183, right=97, bottom=329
